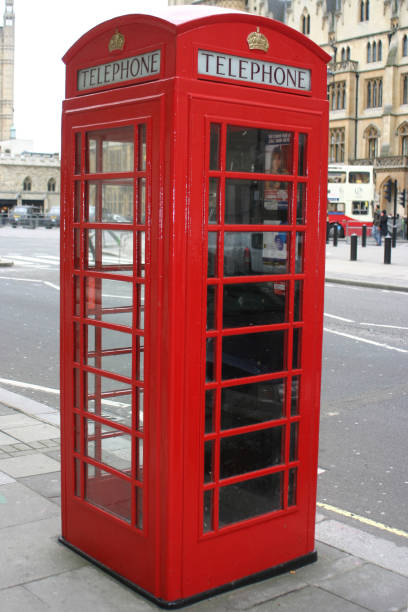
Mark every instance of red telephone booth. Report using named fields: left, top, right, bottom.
left=60, top=7, right=330, bottom=607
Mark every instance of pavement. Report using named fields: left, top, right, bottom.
left=0, top=238, right=407, bottom=611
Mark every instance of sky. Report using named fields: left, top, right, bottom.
left=12, top=0, right=169, bottom=153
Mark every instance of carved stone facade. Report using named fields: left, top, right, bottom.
left=0, top=0, right=14, bottom=142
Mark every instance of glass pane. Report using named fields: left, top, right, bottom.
left=206, top=338, right=216, bottom=382
left=295, top=232, right=304, bottom=273
left=136, top=388, right=144, bottom=432
left=135, top=335, right=144, bottom=382
left=74, top=414, right=81, bottom=453
left=73, top=275, right=81, bottom=316
left=220, top=426, right=283, bottom=478
left=86, top=419, right=132, bottom=474
left=209, top=177, right=219, bottom=224
left=136, top=486, right=143, bottom=529
left=207, top=285, right=217, bottom=330
left=288, top=467, right=297, bottom=506
left=294, top=281, right=303, bottom=322
left=203, top=489, right=214, bottom=533
left=87, top=229, right=133, bottom=273
left=226, top=126, right=293, bottom=174
left=225, top=179, right=290, bottom=224
left=224, top=231, right=289, bottom=276
left=138, top=124, right=146, bottom=171
left=87, top=126, right=134, bottom=174
left=205, top=390, right=216, bottom=433
left=74, top=229, right=81, bottom=269
left=296, top=183, right=306, bottom=224
left=223, top=281, right=288, bottom=328
left=136, top=437, right=143, bottom=482
left=291, top=376, right=300, bottom=416
left=298, top=133, right=307, bottom=176
left=219, top=471, right=283, bottom=526
left=74, top=181, right=81, bottom=222
left=73, top=322, right=80, bottom=363
left=209, top=123, right=221, bottom=170
left=75, top=133, right=82, bottom=175
left=204, top=440, right=215, bottom=483
left=86, top=179, right=133, bottom=223
left=74, top=458, right=81, bottom=497
left=137, top=284, right=145, bottom=330
left=290, top=422, right=299, bottom=461
left=86, top=374, right=132, bottom=428
left=73, top=368, right=81, bottom=410
left=221, top=379, right=285, bottom=430
left=208, top=232, right=218, bottom=277
left=138, top=178, right=146, bottom=224
left=86, top=325, right=132, bottom=379
left=85, top=464, right=131, bottom=522
left=293, top=328, right=301, bottom=369
left=136, top=231, right=145, bottom=278
left=222, top=330, right=285, bottom=380
left=85, top=277, right=132, bottom=327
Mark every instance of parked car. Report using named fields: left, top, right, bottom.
left=10, top=206, right=41, bottom=228
left=44, top=206, right=60, bottom=228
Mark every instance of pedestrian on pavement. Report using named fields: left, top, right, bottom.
left=372, top=204, right=381, bottom=245
left=380, top=209, right=389, bottom=239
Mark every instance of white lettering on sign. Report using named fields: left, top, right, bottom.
left=197, top=50, right=311, bottom=92
left=77, top=50, right=161, bottom=91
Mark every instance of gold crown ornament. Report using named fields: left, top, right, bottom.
left=247, top=27, right=269, bottom=52
left=108, top=30, right=125, bottom=53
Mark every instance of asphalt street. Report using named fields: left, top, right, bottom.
left=0, top=227, right=407, bottom=545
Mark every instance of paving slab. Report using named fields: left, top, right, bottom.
left=252, top=585, right=368, bottom=612
left=19, top=471, right=61, bottom=498
left=0, top=470, right=15, bottom=485
left=25, top=566, right=155, bottom=612
left=0, top=482, right=59, bottom=528
left=0, top=404, right=16, bottom=416
left=0, top=517, right=86, bottom=589
left=316, top=562, right=408, bottom=612
left=0, top=431, right=18, bottom=446
left=0, top=387, right=58, bottom=416
left=4, top=423, right=59, bottom=443
left=0, top=414, right=40, bottom=428
left=0, top=585, right=50, bottom=611
left=0, top=453, right=60, bottom=478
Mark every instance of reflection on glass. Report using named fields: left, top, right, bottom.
left=74, top=275, right=81, bottom=316
left=209, top=177, right=219, bottom=224
left=85, top=464, right=131, bottom=522
left=74, top=181, right=81, bottom=222
left=136, top=388, right=144, bottom=432
left=85, top=277, right=132, bottom=327
left=203, top=489, right=214, bottom=533
left=138, top=178, right=145, bottom=224
left=136, top=487, right=143, bottom=529
left=74, top=458, right=81, bottom=497
left=136, top=335, right=144, bottom=382
left=73, top=368, right=81, bottom=410
left=208, top=232, right=218, bottom=277
left=74, top=229, right=81, bottom=269
left=220, top=426, right=283, bottom=478
left=288, top=467, right=297, bottom=506
left=290, top=422, right=299, bottom=461
left=219, top=471, right=283, bottom=526
left=210, top=123, right=221, bottom=170
left=74, top=322, right=80, bottom=363
left=298, top=133, right=307, bottom=176
left=206, top=338, right=216, bottom=382
left=294, top=281, right=303, bottom=322
left=226, top=126, right=293, bottom=175
left=136, top=437, right=143, bottom=482
left=137, top=284, right=145, bottom=330
left=74, top=414, right=81, bottom=453
left=87, top=126, right=134, bottom=174
left=75, top=133, right=82, bottom=175
left=86, top=180, right=133, bottom=223
left=204, top=440, right=215, bottom=483
left=136, top=231, right=145, bottom=278
left=295, top=233, right=304, bottom=273
left=293, top=328, right=301, bottom=369
left=291, top=376, right=300, bottom=415
left=221, top=379, right=285, bottom=429
left=222, top=330, right=285, bottom=380
left=86, top=419, right=132, bottom=473
left=205, top=390, right=216, bottom=433
left=223, top=282, right=288, bottom=328
left=296, top=183, right=306, bottom=224
left=138, top=124, right=146, bottom=171
left=207, top=285, right=217, bottom=330
left=86, top=325, right=132, bottom=379
left=224, top=232, right=289, bottom=276
left=225, top=180, right=290, bottom=225
left=87, top=229, right=133, bottom=273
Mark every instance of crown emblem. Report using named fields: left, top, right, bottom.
left=247, top=27, right=269, bottom=52
left=108, top=30, right=125, bottom=53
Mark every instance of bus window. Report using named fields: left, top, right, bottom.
left=328, top=172, right=346, bottom=183
left=352, top=201, right=369, bottom=215
left=349, top=172, right=370, bottom=184
left=328, top=202, right=345, bottom=213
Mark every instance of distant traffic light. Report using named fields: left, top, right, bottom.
left=399, top=188, right=406, bottom=207
left=384, top=179, right=392, bottom=202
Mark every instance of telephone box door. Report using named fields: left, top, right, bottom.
left=182, top=97, right=327, bottom=596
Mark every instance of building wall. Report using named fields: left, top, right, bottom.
left=0, top=0, right=14, bottom=141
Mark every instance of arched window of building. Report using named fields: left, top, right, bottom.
left=367, top=81, right=372, bottom=107
left=366, top=0, right=370, bottom=20
left=360, top=0, right=365, bottom=21
left=301, top=13, right=310, bottom=35
left=378, top=40, right=382, bottom=61
left=364, top=126, right=379, bottom=159
left=23, top=177, right=31, bottom=192
left=347, top=46, right=351, bottom=60
left=48, top=178, right=56, bottom=192
left=372, top=41, right=377, bottom=62
left=397, top=123, right=408, bottom=155
left=329, top=127, right=345, bottom=162
left=341, top=47, right=346, bottom=61
left=403, top=74, right=408, bottom=105
left=306, top=14, right=310, bottom=34
left=366, top=78, right=383, bottom=108
left=367, top=42, right=371, bottom=63
left=403, top=35, right=408, bottom=57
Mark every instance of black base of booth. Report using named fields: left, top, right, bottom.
left=59, top=537, right=317, bottom=609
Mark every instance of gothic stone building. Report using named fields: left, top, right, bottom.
left=168, top=0, right=408, bottom=213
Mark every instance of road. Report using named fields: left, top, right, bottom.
left=0, top=227, right=407, bottom=542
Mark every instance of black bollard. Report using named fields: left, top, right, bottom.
left=362, top=224, right=367, bottom=247
left=350, top=234, right=358, bottom=261
left=384, top=236, right=392, bottom=264
left=326, top=221, right=330, bottom=244
left=392, top=224, right=397, bottom=248
left=333, top=223, right=338, bottom=247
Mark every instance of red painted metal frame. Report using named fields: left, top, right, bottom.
left=61, top=7, right=329, bottom=606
